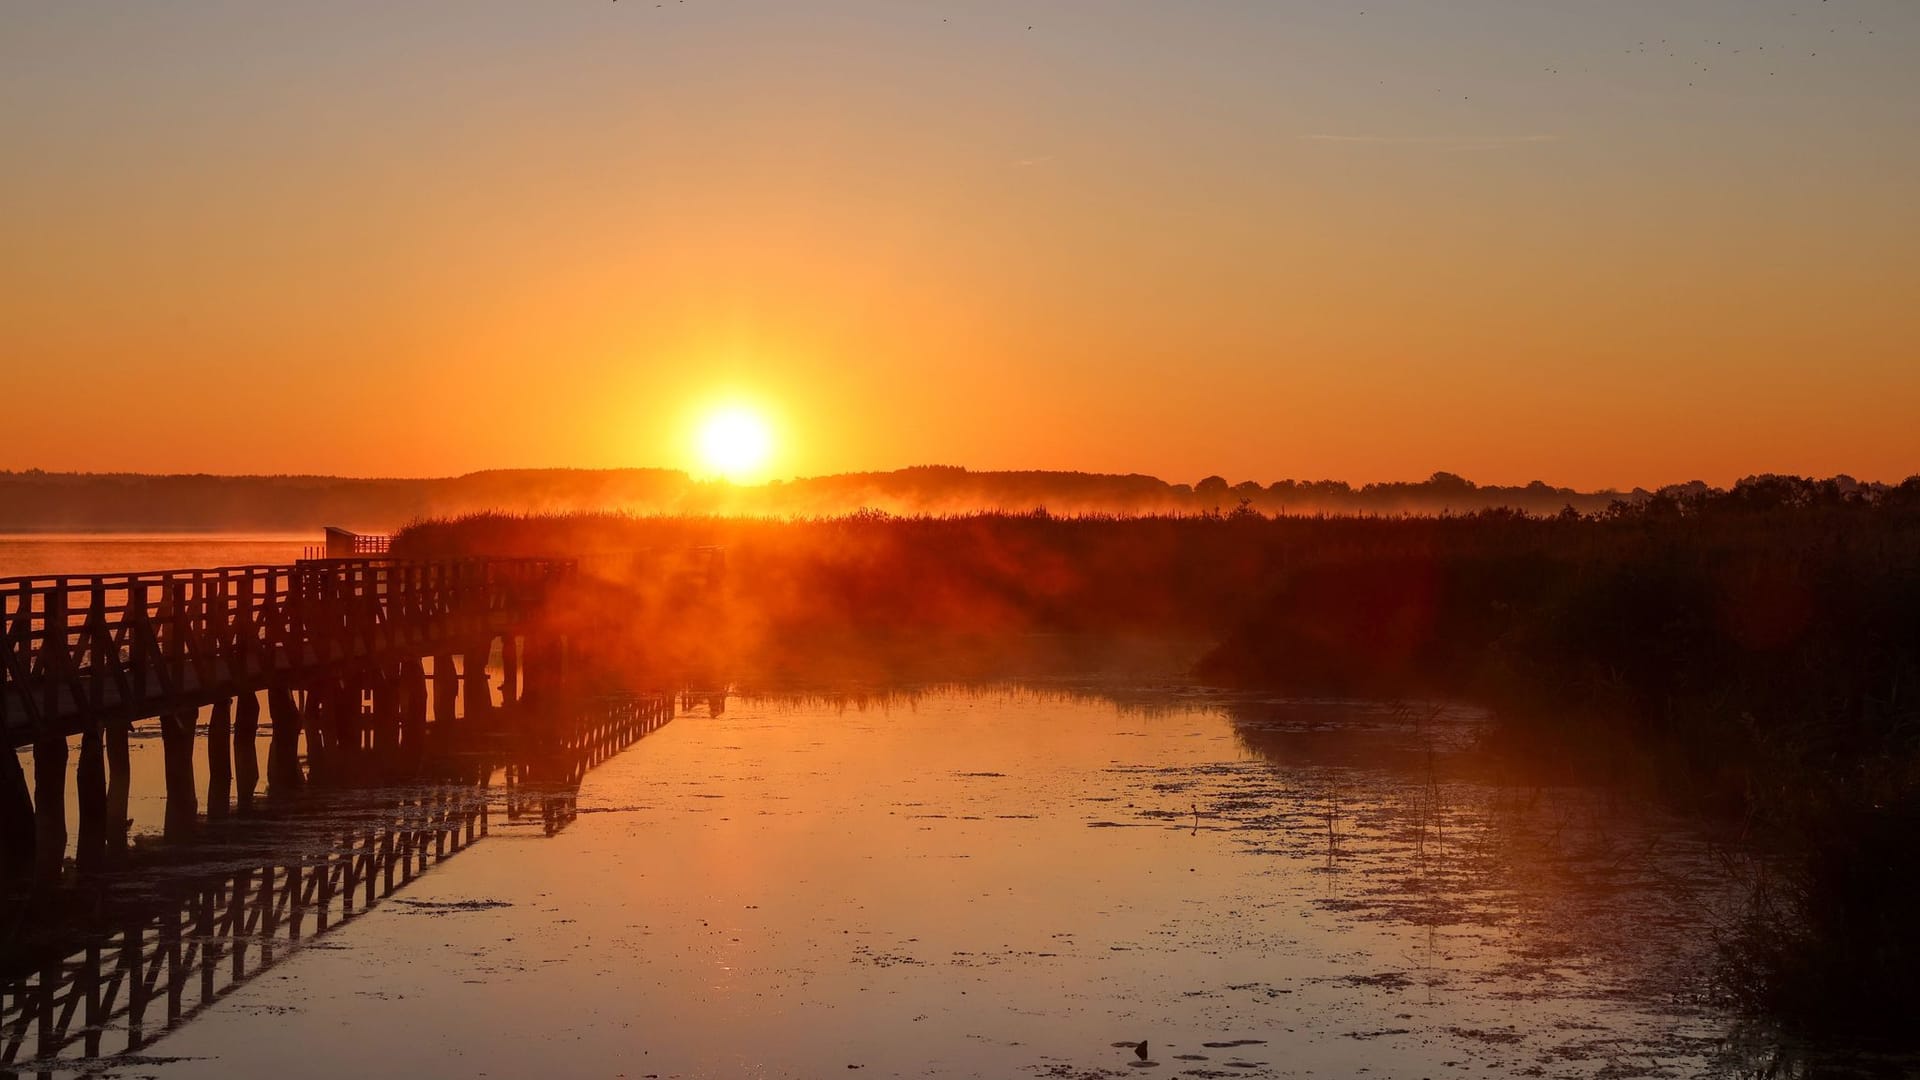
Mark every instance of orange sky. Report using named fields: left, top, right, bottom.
left=2, top=2, right=1915, bottom=489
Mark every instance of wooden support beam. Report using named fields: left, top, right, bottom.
left=206, top=697, right=233, bottom=819
left=234, top=691, right=261, bottom=811
left=371, top=665, right=400, bottom=762
left=76, top=718, right=108, bottom=876
left=0, top=743, right=34, bottom=879
left=403, top=657, right=428, bottom=751
left=34, top=732, right=69, bottom=885
left=502, top=634, right=519, bottom=707
left=461, top=642, right=493, bottom=724
left=313, top=685, right=327, bottom=770
left=432, top=654, right=458, bottom=725
left=106, top=717, right=131, bottom=859
left=519, top=637, right=546, bottom=708
left=328, top=676, right=362, bottom=781
left=160, top=709, right=198, bottom=839
left=303, top=680, right=332, bottom=782
left=266, top=685, right=303, bottom=792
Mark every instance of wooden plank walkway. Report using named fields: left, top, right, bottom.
left=1, top=557, right=574, bottom=747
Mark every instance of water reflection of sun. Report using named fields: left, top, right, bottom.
left=695, top=405, right=774, bottom=482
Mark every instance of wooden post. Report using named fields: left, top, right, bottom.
left=33, top=732, right=69, bottom=885
left=433, top=654, right=458, bottom=724
left=207, top=697, right=233, bottom=819
left=329, top=676, right=362, bottom=780
left=517, top=638, right=537, bottom=708
left=42, top=589, right=69, bottom=735
left=404, top=657, right=429, bottom=747
left=161, top=709, right=198, bottom=838
left=0, top=746, right=34, bottom=879
left=462, top=642, right=493, bottom=724
left=75, top=718, right=108, bottom=876
left=234, top=691, right=261, bottom=810
left=106, top=717, right=131, bottom=858
left=303, top=680, right=332, bottom=781
left=267, top=685, right=303, bottom=792
left=371, top=665, right=400, bottom=763
left=502, top=634, right=519, bottom=707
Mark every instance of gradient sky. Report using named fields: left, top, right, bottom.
left=3, top=1, right=1915, bottom=488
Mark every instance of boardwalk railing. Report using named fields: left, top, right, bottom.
left=0, top=691, right=674, bottom=1072
left=1, top=558, right=574, bottom=746
left=4, top=789, right=490, bottom=1068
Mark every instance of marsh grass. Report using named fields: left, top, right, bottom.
left=1711, top=780, right=1920, bottom=1043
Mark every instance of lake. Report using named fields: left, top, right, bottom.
left=0, top=537, right=1826, bottom=1077
left=0, top=533, right=310, bottom=580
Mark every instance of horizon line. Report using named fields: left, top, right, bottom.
left=2, top=464, right=1911, bottom=493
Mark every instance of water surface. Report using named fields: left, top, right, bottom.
left=33, top=685, right=1784, bottom=1079
left=0, top=533, right=309, bottom=579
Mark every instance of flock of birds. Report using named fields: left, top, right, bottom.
left=1593, top=4, right=1892, bottom=88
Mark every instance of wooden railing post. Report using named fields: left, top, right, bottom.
left=84, top=581, right=108, bottom=713
left=234, top=572, right=256, bottom=684
left=128, top=579, right=151, bottom=706
left=165, top=576, right=188, bottom=702
left=42, top=585, right=68, bottom=726
left=0, top=581, right=13, bottom=735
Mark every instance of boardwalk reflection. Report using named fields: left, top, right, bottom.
left=0, top=692, right=673, bottom=1078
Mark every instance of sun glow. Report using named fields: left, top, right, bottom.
left=695, top=405, right=775, bottom=482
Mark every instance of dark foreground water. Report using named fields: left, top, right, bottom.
left=12, top=685, right=1837, bottom=1079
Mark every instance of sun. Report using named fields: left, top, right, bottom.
left=695, top=405, right=774, bottom=482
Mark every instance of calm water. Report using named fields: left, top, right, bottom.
left=1, top=538, right=1804, bottom=1077
left=16, top=687, right=1791, bottom=1079
left=0, top=533, right=309, bottom=579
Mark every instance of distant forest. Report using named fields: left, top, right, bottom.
left=0, top=465, right=1911, bottom=533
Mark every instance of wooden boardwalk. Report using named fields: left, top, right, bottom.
left=1, top=557, right=572, bottom=744
left=0, top=555, right=589, bottom=886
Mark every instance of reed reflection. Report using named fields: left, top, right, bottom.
left=730, top=683, right=1872, bottom=1077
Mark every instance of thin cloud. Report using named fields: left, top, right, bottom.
left=1300, top=134, right=1561, bottom=151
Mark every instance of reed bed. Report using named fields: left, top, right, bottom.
left=395, top=475, right=1920, bottom=1041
